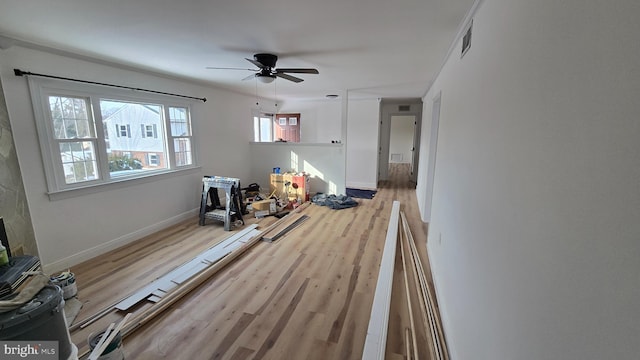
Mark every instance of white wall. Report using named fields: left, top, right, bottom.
left=277, top=98, right=342, bottom=143
left=389, top=115, right=414, bottom=163
left=345, top=98, right=379, bottom=190
left=248, top=142, right=345, bottom=195
left=417, top=0, right=640, bottom=358
left=0, top=46, right=257, bottom=271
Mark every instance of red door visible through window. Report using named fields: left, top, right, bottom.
left=274, top=113, right=300, bottom=142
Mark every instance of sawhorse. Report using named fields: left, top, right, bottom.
left=199, top=176, right=245, bottom=230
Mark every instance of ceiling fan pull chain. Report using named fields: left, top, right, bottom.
left=255, top=78, right=259, bottom=107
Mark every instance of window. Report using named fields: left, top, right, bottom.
left=142, top=124, right=156, bottom=138
left=29, top=78, right=197, bottom=194
left=117, top=124, right=130, bottom=137
left=148, top=153, right=159, bottom=166
left=47, top=95, right=98, bottom=184
left=169, top=107, right=193, bottom=167
left=253, top=113, right=273, bottom=142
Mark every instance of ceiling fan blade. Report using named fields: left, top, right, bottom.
left=275, top=68, right=319, bottom=74
left=245, top=58, right=267, bottom=69
left=242, top=73, right=257, bottom=81
left=206, top=67, right=258, bottom=71
left=276, top=73, right=304, bottom=83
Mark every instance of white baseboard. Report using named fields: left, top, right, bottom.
left=42, top=208, right=199, bottom=273
left=346, top=182, right=377, bottom=190
left=427, top=239, right=456, bottom=359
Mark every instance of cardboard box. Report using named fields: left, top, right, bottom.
left=270, top=173, right=309, bottom=201
left=252, top=199, right=276, bottom=214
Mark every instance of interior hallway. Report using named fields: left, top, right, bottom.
left=70, top=163, right=437, bottom=359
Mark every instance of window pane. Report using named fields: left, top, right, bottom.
left=59, top=141, right=98, bottom=184
left=174, top=138, right=192, bottom=166
left=253, top=116, right=260, bottom=142
left=100, top=100, right=168, bottom=176
left=48, top=96, right=92, bottom=139
left=169, top=107, right=191, bottom=136
left=259, top=117, right=271, bottom=142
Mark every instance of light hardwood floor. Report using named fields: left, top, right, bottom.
left=70, top=163, right=437, bottom=359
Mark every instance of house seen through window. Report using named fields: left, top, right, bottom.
left=30, top=77, right=196, bottom=193
left=101, top=100, right=167, bottom=175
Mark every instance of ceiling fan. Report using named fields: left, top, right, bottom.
left=207, top=53, right=319, bottom=83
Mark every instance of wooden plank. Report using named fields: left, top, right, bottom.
left=400, top=226, right=419, bottom=360
left=87, top=322, right=114, bottom=360
left=119, top=203, right=311, bottom=338
left=113, top=224, right=259, bottom=311
left=361, top=200, right=400, bottom=360
left=238, top=229, right=262, bottom=243
left=88, top=313, right=131, bottom=360
left=171, top=260, right=214, bottom=284
left=168, top=258, right=209, bottom=283
left=150, top=289, right=167, bottom=298
left=261, top=213, right=303, bottom=239
left=401, top=212, right=436, bottom=360
left=401, top=211, right=449, bottom=360
left=114, top=282, right=162, bottom=311
left=405, top=327, right=411, bottom=360
left=262, top=214, right=310, bottom=242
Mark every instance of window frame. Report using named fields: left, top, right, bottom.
left=28, top=77, right=198, bottom=198
left=148, top=153, right=159, bottom=166
left=253, top=112, right=274, bottom=142
left=168, top=106, right=194, bottom=167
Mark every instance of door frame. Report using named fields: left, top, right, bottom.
left=424, top=92, right=441, bottom=222
left=377, top=98, right=423, bottom=184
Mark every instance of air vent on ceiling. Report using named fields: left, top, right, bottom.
left=398, top=105, right=411, bottom=112
left=462, top=19, right=473, bottom=58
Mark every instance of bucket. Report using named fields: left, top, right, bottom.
left=67, top=343, right=79, bottom=360
left=50, top=271, right=78, bottom=299
left=88, top=330, right=125, bottom=360
left=0, top=285, right=74, bottom=360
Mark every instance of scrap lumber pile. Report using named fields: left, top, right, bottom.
left=362, top=201, right=449, bottom=360
left=71, top=202, right=311, bottom=358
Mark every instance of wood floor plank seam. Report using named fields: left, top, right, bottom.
left=252, top=277, right=311, bottom=360
left=254, top=252, right=307, bottom=316
left=339, top=211, right=359, bottom=238
left=327, top=264, right=361, bottom=343
left=210, top=312, right=256, bottom=360
left=228, top=346, right=255, bottom=360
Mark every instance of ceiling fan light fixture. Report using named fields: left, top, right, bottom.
left=257, top=74, right=276, bottom=83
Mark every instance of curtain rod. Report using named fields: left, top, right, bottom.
left=14, top=69, right=207, bottom=102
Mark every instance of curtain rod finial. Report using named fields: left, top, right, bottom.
left=14, top=69, right=25, bottom=77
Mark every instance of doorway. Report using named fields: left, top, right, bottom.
left=378, top=99, right=423, bottom=186
left=274, top=113, right=301, bottom=142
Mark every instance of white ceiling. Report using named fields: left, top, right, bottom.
left=0, top=0, right=474, bottom=101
